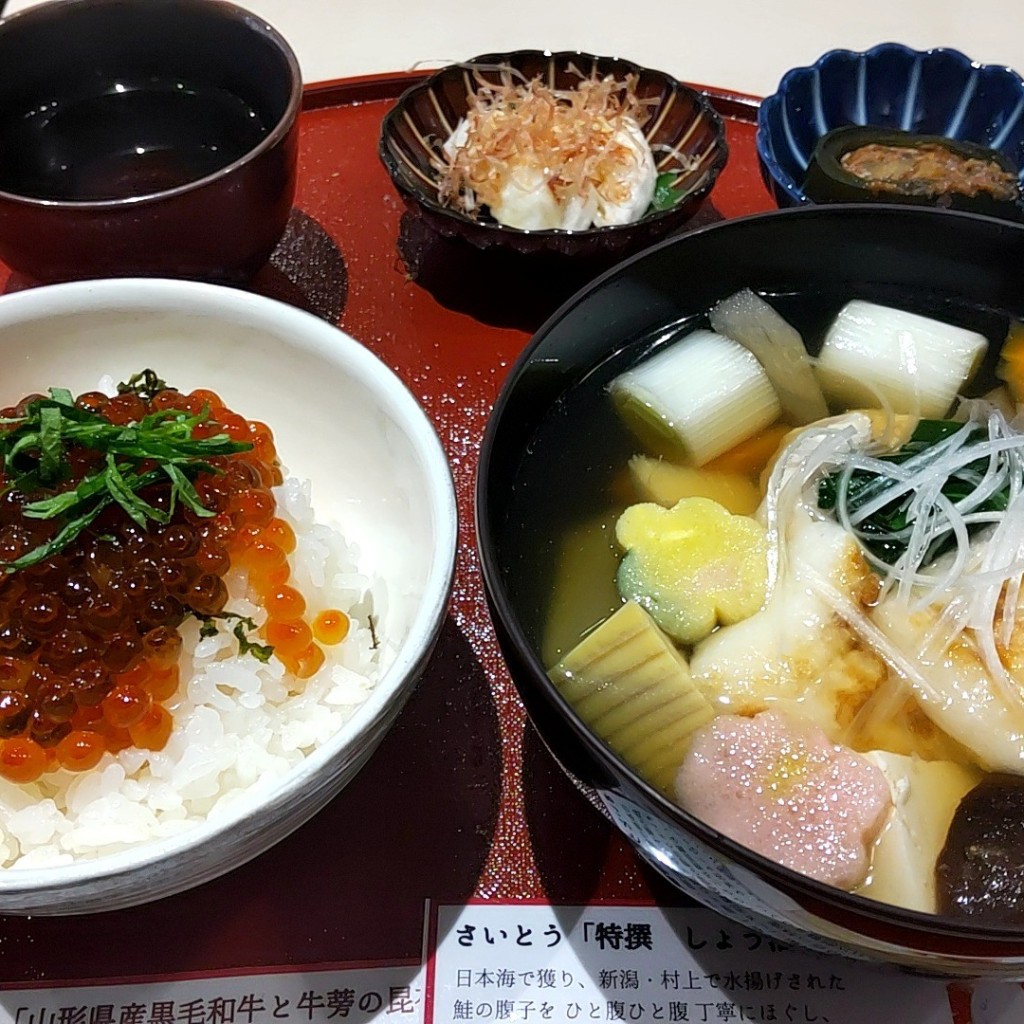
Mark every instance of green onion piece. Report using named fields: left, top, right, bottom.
left=650, top=172, right=681, bottom=212
left=118, top=369, right=168, bottom=400
left=0, top=376, right=257, bottom=570
left=48, top=387, right=74, bottom=407
left=38, top=405, right=64, bottom=483
left=192, top=611, right=275, bottom=663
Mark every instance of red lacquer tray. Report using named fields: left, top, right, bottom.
left=0, top=74, right=771, bottom=983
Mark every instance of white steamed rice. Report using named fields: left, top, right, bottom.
left=0, top=474, right=386, bottom=868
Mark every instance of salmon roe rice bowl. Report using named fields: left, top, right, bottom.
left=0, top=370, right=381, bottom=866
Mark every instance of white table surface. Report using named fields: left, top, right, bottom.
left=5, top=0, right=1024, bottom=98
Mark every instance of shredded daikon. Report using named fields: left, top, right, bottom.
left=759, top=414, right=871, bottom=597
left=837, top=413, right=1024, bottom=602
left=774, top=402, right=1024, bottom=697
left=437, top=65, right=663, bottom=230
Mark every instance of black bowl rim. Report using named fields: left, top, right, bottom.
left=755, top=41, right=1024, bottom=208
left=0, top=0, right=303, bottom=210
left=476, top=200, right=1024, bottom=944
left=378, top=48, right=729, bottom=242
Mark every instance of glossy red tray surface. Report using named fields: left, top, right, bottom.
left=0, top=74, right=772, bottom=983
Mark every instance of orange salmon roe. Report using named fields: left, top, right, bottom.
left=101, top=682, right=152, bottom=730
left=263, top=518, right=296, bottom=554
left=129, top=704, right=173, bottom=750
left=313, top=609, right=350, bottom=645
left=56, top=730, right=105, bottom=772
left=264, top=618, right=313, bottom=656
left=0, top=380, right=347, bottom=781
left=143, top=666, right=180, bottom=702
left=0, top=736, right=47, bottom=783
left=293, top=643, right=326, bottom=679
left=265, top=586, right=306, bottom=621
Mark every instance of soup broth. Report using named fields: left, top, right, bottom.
left=511, top=289, right=1008, bottom=661
left=506, top=285, right=1024, bottom=919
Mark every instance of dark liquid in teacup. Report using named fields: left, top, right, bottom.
left=0, top=76, right=268, bottom=201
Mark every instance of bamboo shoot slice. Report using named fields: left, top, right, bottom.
left=549, top=600, right=716, bottom=794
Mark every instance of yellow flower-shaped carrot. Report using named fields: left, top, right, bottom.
left=615, top=496, right=768, bottom=645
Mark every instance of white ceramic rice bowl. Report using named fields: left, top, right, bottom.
left=0, top=278, right=458, bottom=914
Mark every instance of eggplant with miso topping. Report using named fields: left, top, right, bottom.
left=803, top=125, right=1023, bottom=219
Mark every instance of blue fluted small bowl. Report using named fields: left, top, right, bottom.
left=757, top=43, right=1024, bottom=212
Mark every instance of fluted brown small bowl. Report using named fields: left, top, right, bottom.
left=0, top=0, right=302, bottom=284
left=379, top=50, right=728, bottom=257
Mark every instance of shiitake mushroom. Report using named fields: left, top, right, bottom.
left=936, top=773, right=1024, bottom=923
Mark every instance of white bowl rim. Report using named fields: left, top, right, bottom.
left=0, top=277, right=458, bottom=895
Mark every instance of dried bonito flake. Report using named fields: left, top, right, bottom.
left=437, top=66, right=657, bottom=230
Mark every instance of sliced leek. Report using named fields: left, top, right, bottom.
left=710, top=288, right=828, bottom=425
left=611, top=329, right=781, bottom=466
left=815, top=300, right=987, bottom=419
